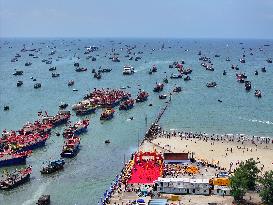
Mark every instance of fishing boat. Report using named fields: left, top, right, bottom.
left=119, top=99, right=134, bottom=110
left=153, top=83, right=164, bottom=92
left=255, top=70, right=258, bottom=75
left=240, top=58, right=246, bottom=63
left=136, top=91, right=149, bottom=102
left=37, top=195, right=50, bottom=205
left=25, top=62, right=32, bottom=66
left=206, top=82, right=217, bottom=88
left=173, top=86, right=182, bottom=93
left=52, top=73, right=60, bottom=78
left=63, top=119, right=89, bottom=138
left=94, top=72, right=102, bottom=79
left=68, top=80, right=74, bottom=86
left=184, top=76, right=191, bottom=81
left=122, top=65, right=134, bottom=75
left=75, top=67, right=87, bottom=72
left=254, top=90, right=262, bottom=98
left=60, top=137, right=80, bottom=158
left=16, top=134, right=49, bottom=152
left=261, top=67, right=266, bottom=72
left=34, top=83, right=41, bottom=89
left=245, top=81, right=251, bottom=91
left=151, top=65, right=157, bottom=72
left=0, top=150, right=32, bottom=167
left=266, top=58, right=272, bottom=63
left=17, top=81, right=23, bottom=87
left=42, top=111, right=70, bottom=127
left=13, top=70, right=23, bottom=76
left=100, top=108, right=115, bottom=120
left=112, top=56, right=120, bottom=62
left=59, top=102, right=68, bottom=109
left=159, top=94, right=167, bottom=99
left=170, top=73, right=182, bottom=79
left=180, top=68, right=192, bottom=75
left=18, top=121, right=52, bottom=135
left=49, top=66, right=56, bottom=71
left=76, top=104, right=97, bottom=116
left=0, top=166, right=32, bottom=190
left=40, top=159, right=65, bottom=174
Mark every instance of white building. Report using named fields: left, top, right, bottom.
left=155, top=178, right=210, bottom=196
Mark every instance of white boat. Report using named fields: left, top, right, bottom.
left=122, top=65, right=134, bottom=75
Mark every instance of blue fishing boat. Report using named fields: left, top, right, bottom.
left=40, top=159, right=65, bottom=174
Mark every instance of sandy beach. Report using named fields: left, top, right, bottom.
left=140, top=131, right=273, bottom=173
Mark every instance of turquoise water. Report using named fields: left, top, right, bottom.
left=0, top=38, right=273, bottom=205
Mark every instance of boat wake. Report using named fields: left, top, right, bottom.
left=22, top=182, right=49, bottom=205
left=239, top=117, right=273, bottom=125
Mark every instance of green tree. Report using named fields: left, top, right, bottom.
left=241, top=158, right=260, bottom=190
left=230, top=167, right=247, bottom=201
left=230, top=158, right=260, bottom=202
left=259, top=171, right=273, bottom=205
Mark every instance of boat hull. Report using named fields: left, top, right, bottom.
left=0, top=156, right=27, bottom=167
left=18, top=139, right=47, bottom=152
left=0, top=174, right=30, bottom=190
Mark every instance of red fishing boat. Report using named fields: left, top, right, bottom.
left=119, top=99, right=134, bottom=110
left=153, top=83, right=164, bottom=92
left=0, top=150, right=32, bottom=167
left=136, top=91, right=149, bottom=102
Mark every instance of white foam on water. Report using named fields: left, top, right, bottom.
left=22, top=182, right=50, bottom=205
left=238, top=117, right=273, bottom=125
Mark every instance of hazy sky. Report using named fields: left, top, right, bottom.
left=0, top=0, right=273, bottom=38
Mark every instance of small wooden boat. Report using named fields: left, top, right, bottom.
left=153, top=83, right=164, bottom=92
left=68, top=80, right=74, bottom=86
left=17, top=81, right=23, bottom=87
left=159, top=94, right=167, bottom=99
left=100, top=108, right=115, bottom=120
left=173, top=86, right=182, bottom=93
left=34, top=83, right=41, bottom=89
left=206, top=82, right=217, bottom=88
left=75, top=67, right=87, bottom=72
left=13, top=70, right=23, bottom=76
left=37, top=195, right=50, bottom=205
left=245, top=81, right=251, bottom=91
left=254, top=90, right=262, bottom=98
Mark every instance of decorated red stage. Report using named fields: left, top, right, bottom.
left=127, top=151, right=163, bottom=184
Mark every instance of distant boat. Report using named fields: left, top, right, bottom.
left=34, top=83, right=41, bottom=89
left=17, top=81, right=23, bottom=87
left=206, top=82, right=217, bottom=88
left=13, top=70, right=23, bottom=76
left=123, top=65, right=134, bottom=75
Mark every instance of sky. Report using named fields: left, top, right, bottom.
left=0, top=0, right=273, bottom=39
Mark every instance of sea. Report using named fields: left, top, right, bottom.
left=0, top=38, right=272, bottom=205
